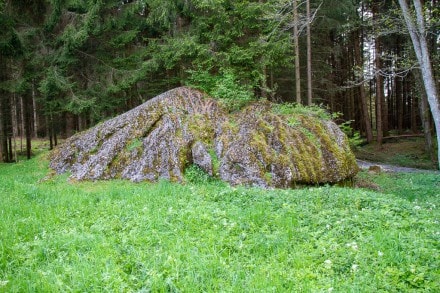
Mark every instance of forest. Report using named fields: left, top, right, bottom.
left=1, top=1, right=440, bottom=291
left=0, top=0, right=439, bottom=167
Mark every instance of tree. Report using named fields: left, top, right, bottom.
left=372, top=0, right=385, bottom=146
left=353, top=27, right=373, bottom=142
left=306, top=0, right=312, bottom=105
left=0, top=3, right=24, bottom=162
left=293, top=0, right=301, bottom=104
left=398, top=0, right=440, bottom=169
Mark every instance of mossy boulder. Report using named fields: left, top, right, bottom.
left=49, top=87, right=358, bottom=187
left=216, top=103, right=358, bottom=187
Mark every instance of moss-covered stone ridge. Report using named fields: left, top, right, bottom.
left=49, top=87, right=358, bottom=187
left=49, top=87, right=225, bottom=182
left=215, top=102, right=358, bottom=187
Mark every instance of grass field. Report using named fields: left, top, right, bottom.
left=0, top=152, right=439, bottom=292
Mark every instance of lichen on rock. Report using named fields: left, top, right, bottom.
left=49, top=86, right=358, bottom=188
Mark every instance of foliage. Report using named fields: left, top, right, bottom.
left=1, top=152, right=439, bottom=291
left=1, top=0, right=439, bottom=166
left=339, top=120, right=364, bottom=149
left=0, top=13, right=23, bottom=57
left=184, top=164, right=221, bottom=185
left=272, top=102, right=334, bottom=120
left=186, top=68, right=255, bottom=112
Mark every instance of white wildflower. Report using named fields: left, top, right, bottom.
left=378, top=251, right=384, bottom=257
left=414, top=205, right=421, bottom=210
left=324, top=259, right=332, bottom=269
left=0, top=280, right=8, bottom=287
left=351, top=264, right=359, bottom=272
left=346, top=241, right=359, bottom=251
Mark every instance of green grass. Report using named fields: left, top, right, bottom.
left=0, top=153, right=439, bottom=292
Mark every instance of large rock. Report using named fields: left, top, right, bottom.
left=49, top=87, right=358, bottom=188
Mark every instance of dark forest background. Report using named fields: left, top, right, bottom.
left=1, top=0, right=439, bottom=163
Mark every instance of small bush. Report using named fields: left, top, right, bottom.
left=184, top=164, right=212, bottom=184
left=186, top=68, right=255, bottom=112
left=272, top=102, right=333, bottom=120
left=339, top=120, right=365, bottom=149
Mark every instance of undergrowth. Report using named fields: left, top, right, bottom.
left=0, top=153, right=439, bottom=292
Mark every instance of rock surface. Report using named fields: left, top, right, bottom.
left=49, top=87, right=358, bottom=187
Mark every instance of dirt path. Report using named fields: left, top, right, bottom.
left=356, top=160, right=439, bottom=174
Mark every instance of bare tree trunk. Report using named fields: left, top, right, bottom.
left=0, top=55, right=7, bottom=162
left=293, top=0, right=301, bottom=104
left=375, top=45, right=384, bottom=146
left=32, top=80, right=38, bottom=138
left=398, top=0, right=440, bottom=169
left=20, top=96, right=25, bottom=153
left=411, top=96, right=418, bottom=133
left=0, top=104, right=7, bottom=162
left=261, top=64, right=268, bottom=99
left=46, top=115, right=53, bottom=150
left=54, top=120, right=58, bottom=146
left=306, top=0, right=312, bottom=105
left=383, top=80, right=389, bottom=137
left=8, top=137, right=12, bottom=162
left=373, top=2, right=384, bottom=146
left=11, top=94, right=18, bottom=162
left=23, top=95, right=32, bottom=159
left=65, top=112, right=75, bottom=138
left=354, top=29, right=373, bottom=142
left=396, top=76, right=404, bottom=134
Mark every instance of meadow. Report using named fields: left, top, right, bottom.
left=0, top=152, right=439, bottom=292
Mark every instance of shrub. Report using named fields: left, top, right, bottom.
left=186, top=68, right=255, bottom=112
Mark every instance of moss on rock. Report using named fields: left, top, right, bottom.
left=49, top=87, right=358, bottom=188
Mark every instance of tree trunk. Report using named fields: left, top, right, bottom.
left=20, top=96, right=25, bottom=153
left=411, top=96, right=418, bottom=133
left=23, top=94, right=32, bottom=159
left=306, top=0, right=312, bottom=105
left=47, top=115, right=53, bottom=150
left=398, top=0, right=440, bottom=169
left=293, top=0, right=301, bottom=104
left=419, top=89, right=435, bottom=161
left=373, top=1, right=383, bottom=146
left=261, top=64, right=268, bottom=99
left=383, top=78, right=389, bottom=137
left=11, top=94, right=18, bottom=162
left=65, top=112, right=75, bottom=138
left=0, top=105, right=4, bottom=163
left=32, top=80, right=38, bottom=138
left=0, top=54, right=8, bottom=162
left=396, top=76, right=404, bottom=134
left=375, top=45, right=384, bottom=146
left=8, top=136, right=13, bottom=162
left=354, top=29, right=373, bottom=142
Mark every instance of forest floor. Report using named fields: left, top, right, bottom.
left=354, top=136, right=438, bottom=171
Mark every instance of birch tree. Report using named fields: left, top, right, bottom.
left=397, top=0, right=440, bottom=169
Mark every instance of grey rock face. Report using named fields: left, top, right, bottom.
left=49, top=87, right=358, bottom=187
